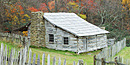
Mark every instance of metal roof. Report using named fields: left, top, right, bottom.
left=43, top=13, right=109, bottom=36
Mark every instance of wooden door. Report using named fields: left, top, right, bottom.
left=86, top=38, right=88, bottom=50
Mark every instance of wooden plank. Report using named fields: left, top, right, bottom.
left=73, top=61, right=75, bottom=65
left=58, top=57, right=61, bottom=65
left=23, top=47, right=27, bottom=65
left=47, top=54, right=50, bottom=65
left=19, top=49, right=22, bottom=65
left=42, top=53, right=45, bottom=65
left=28, top=49, right=32, bottom=65
left=53, top=57, right=56, bottom=65
left=37, top=55, right=40, bottom=65
left=0, top=47, right=1, bottom=65
left=1, top=43, right=3, bottom=65
left=4, top=45, right=7, bottom=65
left=32, top=54, right=36, bottom=65
left=12, top=48, right=15, bottom=65
left=8, top=47, right=10, bottom=65
left=63, top=59, right=66, bottom=65
left=78, top=60, right=83, bottom=65
left=15, top=50, right=18, bottom=65
left=10, top=48, right=13, bottom=65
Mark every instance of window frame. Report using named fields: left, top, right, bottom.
left=63, top=37, right=69, bottom=45
left=49, top=34, right=54, bottom=44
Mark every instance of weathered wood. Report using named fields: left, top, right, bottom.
left=19, top=49, right=22, bottom=65
left=73, top=61, right=75, bottom=65
left=63, top=59, right=66, bottom=65
left=96, top=38, right=126, bottom=59
left=37, top=55, right=40, bottom=65
left=1, top=43, right=4, bottom=65
left=47, top=54, right=50, bottom=65
left=42, top=53, right=45, bottom=65
left=16, top=49, right=19, bottom=65
left=101, top=58, right=105, bottom=65
left=4, top=45, right=7, bottom=65
left=12, top=48, right=15, bottom=65
left=58, top=57, right=61, bottom=65
left=94, top=55, right=96, bottom=65
left=32, top=54, right=36, bottom=65
left=115, top=57, right=117, bottom=65
left=53, top=57, right=56, bottom=65
left=23, top=37, right=26, bottom=47
left=0, top=45, right=2, bottom=65
left=7, top=47, right=10, bottom=65
left=0, top=32, right=29, bottom=47
left=23, top=47, right=27, bottom=65
left=78, top=60, right=83, bottom=65
left=28, top=49, right=32, bottom=65
left=10, top=48, right=13, bottom=65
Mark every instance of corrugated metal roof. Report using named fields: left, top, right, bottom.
left=43, top=13, right=109, bottom=36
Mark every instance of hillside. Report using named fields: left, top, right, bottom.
left=115, top=47, right=130, bottom=59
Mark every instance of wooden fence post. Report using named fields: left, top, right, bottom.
left=32, top=54, right=36, bottom=65
left=94, top=55, right=96, bottom=65
left=78, top=60, right=83, bottom=65
left=23, top=37, right=25, bottom=47
left=101, top=58, right=105, bottom=65
left=58, top=57, right=61, bottom=65
left=19, top=49, right=22, bottom=65
left=1, top=43, right=4, bottom=65
left=42, top=53, right=45, bottom=65
left=10, top=48, right=13, bottom=65
left=63, top=59, right=66, bottom=65
left=28, top=49, right=32, bottom=65
left=37, top=55, right=40, bottom=65
left=115, top=57, right=118, bottom=65
left=53, top=57, right=56, bottom=65
left=4, top=45, right=7, bottom=65
left=73, top=61, right=75, bottom=65
left=48, top=54, right=50, bottom=65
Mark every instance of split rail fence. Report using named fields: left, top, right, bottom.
left=94, top=38, right=127, bottom=65
left=0, top=32, right=30, bottom=47
left=0, top=43, right=85, bottom=65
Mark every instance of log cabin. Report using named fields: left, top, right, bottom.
left=29, top=12, right=109, bottom=53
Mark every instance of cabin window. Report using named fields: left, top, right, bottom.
left=49, top=34, right=54, bottom=44
left=64, top=37, right=69, bottom=45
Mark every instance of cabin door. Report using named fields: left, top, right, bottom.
left=86, top=38, right=88, bottom=50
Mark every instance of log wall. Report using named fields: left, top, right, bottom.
left=45, top=20, right=108, bottom=53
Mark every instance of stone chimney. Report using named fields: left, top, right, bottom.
left=30, top=11, right=46, bottom=47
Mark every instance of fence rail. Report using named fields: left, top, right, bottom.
left=95, top=38, right=127, bottom=65
left=94, top=55, right=130, bottom=65
left=0, top=32, right=30, bottom=47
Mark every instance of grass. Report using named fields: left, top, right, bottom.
left=115, top=47, right=130, bottom=59
left=0, top=40, right=101, bottom=65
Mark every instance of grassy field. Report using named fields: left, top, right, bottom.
left=0, top=41, right=101, bottom=65
left=115, top=47, right=130, bottom=59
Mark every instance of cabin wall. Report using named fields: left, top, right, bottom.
left=45, top=20, right=78, bottom=52
left=45, top=20, right=108, bottom=53
left=77, top=34, right=107, bottom=53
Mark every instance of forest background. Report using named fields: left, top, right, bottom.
left=0, top=0, right=130, bottom=46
